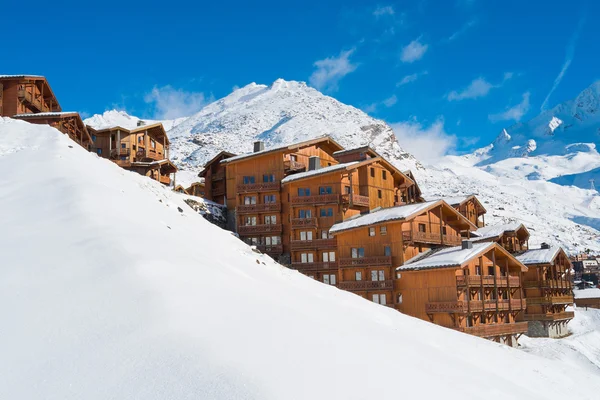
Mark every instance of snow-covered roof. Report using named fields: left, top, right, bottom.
left=574, top=288, right=600, bottom=299
left=0, top=74, right=44, bottom=79
left=427, top=196, right=470, bottom=206
left=398, top=242, right=496, bottom=271
left=13, top=112, right=79, bottom=118
left=281, top=162, right=358, bottom=183
left=471, top=222, right=526, bottom=241
left=330, top=200, right=440, bottom=233
left=332, top=146, right=373, bottom=156
left=515, top=247, right=561, bottom=265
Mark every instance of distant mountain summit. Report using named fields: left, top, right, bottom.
left=165, top=79, right=420, bottom=171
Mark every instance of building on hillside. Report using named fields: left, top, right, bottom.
left=402, top=170, right=425, bottom=203
left=219, top=137, right=424, bottom=270
left=397, top=241, right=529, bottom=347
left=87, top=122, right=177, bottom=185
left=186, top=181, right=205, bottom=197
left=573, top=288, right=600, bottom=309
left=328, top=200, right=476, bottom=306
left=515, top=245, right=574, bottom=337
left=1, top=75, right=91, bottom=149
left=470, top=222, right=530, bottom=253
left=198, top=151, right=236, bottom=204
left=173, top=185, right=188, bottom=194
left=430, top=195, right=487, bottom=229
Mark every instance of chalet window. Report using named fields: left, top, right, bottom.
left=351, top=248, right=364, bottom=258
left=264, top=194, right=276, bottom=203
left=299, top=209, right=312, bottom=218
left=488, top=266, right=495, bottom=276
left=308, top=275, right=315, bottom=279
left=138, top=136, right=143, bottom=143
left=300, top=231, right=313, bottom=241
left=263, top=174, right=275, bottom=183
left=418, top=223, right=426, bottom=233
left=320, top=208, right=333, bottom=217
left=111, top=134, right=115, bottom=143
left=355, top=271, right=362, bottom=281
left=384, top=246, right=391, bottom=257
left=321, top=231, right=328, bottom=239
left=151, top=139, right=156, bottom=149
left=475, top=266, right=481, bottom=275
left=244, top=216, right=257, bottom=226
left=319, top=186, right=333, bottom=194
left=264, top=215, right=277, bottom=224
left=397, top=294, right=403, bottom=304
left=91, top=135, right=97, bottom=142
left=382, top=170, right=387, bottom=180
left=298, top=188, right=311, bottom=196
left=345, top=186, right=351, bottom=194
left=243, top=176, right=255, bottom=184
left=290, top=155, right=297, bottom=162
left=244, top=196, right=257, bottom=205
left=323, top=251, right=335, bottom=262
left=120, top=156, right=127, bottom=160
left=442, top=226, right=447, bottom=235
left=372, top=294, right=386, bottom=305
left=466, top=316, right=473, bottom=327
left=380, top=226, right=387, bottom=235
left=327, top=162, right=332, bottom=166
left=300, top=253, right=314, bottom=263
left=371, top=270, right=385, bottom=281
left=369, top=227, right=376, bottom=237
left=265, top=236, right=280, bottom=245
left=121, top=143, right=126, bottom=148
left=323, top=274, right=336, bottom=285
left=378, top=190, right=382, bottom=199
left=96, top=149, right=102, bottom=155
left=370, top=168, right=375, bottom=178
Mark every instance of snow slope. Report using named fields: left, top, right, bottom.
left=85, top=109, right=186, bottom=132
left=2, top=119, right=600, bottom=399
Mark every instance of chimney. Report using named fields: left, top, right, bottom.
left=137, top=120, right=145, bottom=127
left=462, top=240, right=473, bottom=250
left=541, top=242, right=550, bottom=249
left=308, top=156, right=321, bottom=171
left=254, top=141, right=265, bottom=153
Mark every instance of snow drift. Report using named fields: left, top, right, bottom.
left=1, top=119, right=600, bottom=399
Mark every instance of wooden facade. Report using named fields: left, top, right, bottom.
left=12, top=112, right=92, bottom=148
left=443, top=195, right=487, bottom=228
left=87, top=123, right=177, bottom=185
left=396, top=243, right=529, bottom=346
left=198, top=151, right=235, bottom=204
left=471, top=223, right=530, bottom=253
left=186, top=182, right=205, bottom=197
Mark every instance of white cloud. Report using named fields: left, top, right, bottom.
left=447, top=73, right=512, bottom=101
left=489, top=92, right=531, bottom=122
left=541, top=17, right=585, bottom=111
left=362, top=94, right=397, bottom=114
left=391, top=119, right=457, bottom=162
left=144, top=85, right=213, bottom=120
left=445, top=19, right=477, bottom=42
left=373, top=5, right=395, bottom=17
left=397, top=71, right=429, bottom=87
left=309, top=49, right=358, bottom=92
left=383, top=94, right=397, bottom=107
left=400, top=37, right=428, bottom=63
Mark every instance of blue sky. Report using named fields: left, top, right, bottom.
left=3, top=0, right=598, bottom=156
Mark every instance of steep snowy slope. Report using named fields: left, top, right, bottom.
left=2, top=119, right=600, bottom=399
left=165, top=79, right=419, bottom=171
left=85, top=109, right=186, bottom=131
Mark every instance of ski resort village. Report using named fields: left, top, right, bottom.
left=2, top=72, right=600, bottom=400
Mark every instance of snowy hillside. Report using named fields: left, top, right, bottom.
left=85, top=79, right=600, bottom=253
left=2, top=118, right=600, bottom=400
left=85, top=109, right=186, bottom=132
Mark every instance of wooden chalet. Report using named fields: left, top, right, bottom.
left=397, top=242, right=529, bottom=346
left=87, top=123, right=177, bottom=185
left=186, top=181, right=205, bottom=197
left=1, top=75, right=91, bottom=148
left=515, top=245, right=574, bottom=337
left=173, top=185, right=189, bottom=194
left=435, top=195, right=487, bottom=228
left=329, top=200, right=476, bottom=305
left=573, top=288, right=600, bottom=309
left=198, top=151, right=235, bottom=204
left=470, top=222, right=529, bottom=253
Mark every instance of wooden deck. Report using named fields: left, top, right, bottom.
left=339, top=256, right=393, bottom=267
left=238, top=224, right=283, bottom=235
left=456, top=275, right=520, bottom=288
left=290, top=261, right=339, bottom=272
left=290, top=238, right=337, bottom=250
left=237, top=203, right=281, bottom=214
left=426, top=299, right=526, bottom=313
left=291, top=194, right=340, bottom=205
left=459, top=321, right=529, bottom=338
left=525, top=295, right=574, bottom=305
left=339, top=280, right=393, bottom=291
left=236, top=182, right=281, bottom=193
left=523, top=311, right=575, bottom=321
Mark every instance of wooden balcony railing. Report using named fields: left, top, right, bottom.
left=402, top=230, right=442, bottom=244
left=456, top=275, right=521, bottom=287
left=211, top=171, right=225, bottom=181
left=426, top=301, right=469, bottom=313
left=237, top=203, right=281, bottom=214
left=291, top=217, right=317, bottom=228
left=338, top=280, right=393, bottom=291
left=339, top=256, right=392, bottom=267
left=523, top=311, right=575, bottom=321
left=291, top=194, right=340, bottom=205
left=526, top=295, right=574, bottom=305
left=284, top=160, right=306, bottom=172
left=442, top=235, right=463, bottom=246
left=237, top=181, right=281, bottom=193
left=17, top=89, right=47, bottom=112
left=290, top=238, right=337, bottom=250
left=426, top=299, right=525, bottom=313
left=212, top=187, right=225, bottom=196
left=459, top=321, right=529, bottom=338
left=111, top=148, right=131, bottom=157
left=342, top=193, right=370, bottom=208
left=238, top=224, right=282, bottom=235
left=145, top=149, right=163, bottom=161
left=255, top=244, right=283, bottom=255
left=523, top=279, right=572, bottom=289
left=290, top=261, right=338, bottom=272
left=159, top=175, right=171, bottom=185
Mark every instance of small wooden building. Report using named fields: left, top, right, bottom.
left=515, top=245, right=574, bottom=337
left=470, top=222, right=530, bottom=253
left=186, top=182, right=205, bottom=197
left=0, top=75, right=60, bottom=117
left=12, top=112, right=92, bottom=149
left=436, top=195, right=487, bottom=228
left=397, top=241, right=529, bottom=346
left=573, top=288, right=600, bottom=309
left=173, top=185, right=189, bottom=194
left=198, top=151, right=236, bottom=204
left=87, top=123, right=177, bottom=185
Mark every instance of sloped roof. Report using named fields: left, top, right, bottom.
left=574, top=288, right=600, bottom=299
left=13, top=112, right=79, bottom=118
left=398, top=242, right=496, bottom=271
left=281, top=162, right=358, bottom=183
left=471, top=222, right=528, bottom=241
left=425, top=195, right=487, bottom=212
left=0, top=74, right=44, bottom=79
left=515, top=247, right=562, bottom=265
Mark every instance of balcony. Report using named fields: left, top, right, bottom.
left=291, top=217, right=317, bottom=228
left=111, top=148, right=131, bottom=157
left=255, top=244, right=283, bottom=255
left=402, top=230, right=442, bottom=245
left=523, top=311, right=575, bottom=321
left=523, top=280, right=572, bottom=289
left=342, top=193, right=369, bottom=208
left=291, top=194, right=340, bottom=205
left=290, top=238, right=337, bottom=250
left=426, top=299, right=525, bottom=313
left=238, top=224, right=283, bottom=235
left=291, top=261, right=338, bottom=272
left=526, top=295, right=574, bottom=306
left=339, top=280, right=393, bottom=291
left=159, top=175, right=171, bottom=185
left=459, top=321, right=529, bottom=338
left=212, top=187, right=225, bottom=196
left=145, top=149, right=164, bottom=161
left=456, top=275, right=520, bottom=287
left=237, top=203, right=281, bottom=214
left=284, top=160, right=306, bottom=172
left=211, top=171, right=225, bottom=181
left=237, top=181, right=281, bottom=193
left=442, top=234, right=463, bottom=246
left=339, top=256, right=392, bottom=267
left=17, top=89, right=47, bottom=112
